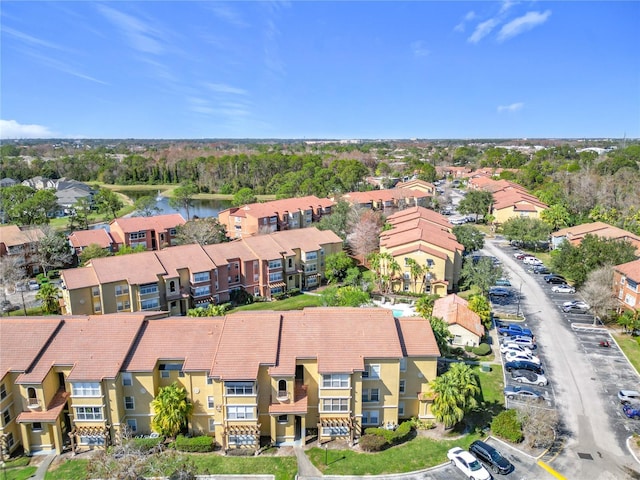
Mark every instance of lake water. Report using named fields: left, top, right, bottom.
left=123, top=190, right=232, bottom=220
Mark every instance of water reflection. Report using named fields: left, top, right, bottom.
left=122, top=190, right=232, bottom=219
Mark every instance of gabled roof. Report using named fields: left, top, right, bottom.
left=242, top=234, right=296, bottom=260
left=0, top=225, right=44, bottom=247
left=386, top=206, right=452, bottom=230
left=61, top=266, right=100, bottom=290
left=396, top=317, right=441, bottom=357
left=615, top=259, right=640, bottom=282
left=493, top=189, right=547, bottom=210
left=380, top=218, right=463, bottom=253
left=203, top=240, right=257, bottom=265
left=89, top=251, right=167, bottom=285
left=0, top=318, right=62, bottom=380
left=16, top=314, right=147, bottom=383
left=432, top=294, right=484, bottom=337
left=220, top=196, right=335, bottom=220
left=552, top=222, right=640, bottom=253
left=68, top=229, right=113, bottom=249
left=110, top=213, right=186, bottom=233
left=269, top=227, right=343, bottom=252
left=155, top=244, right=217, bottom=277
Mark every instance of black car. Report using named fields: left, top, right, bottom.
left=544, top=274, right=566, bottom=284
left=504, top=360, right=544, bottom=375
left=469, top=440, right=514, bottom=475
left=532, top=265, right=550, bottom=275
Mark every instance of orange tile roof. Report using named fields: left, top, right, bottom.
left=269, top=227, right=343, bottom=252
left=17, top=390, right=69, bottom=423
left=552, top=221, right=611, bottom=238
left=0, top=318, right=62, bottom=380
left=386, top=206, right=452, bottom=230
left=380, top=219, right=463, bottom=253
left=0, top=225, right=44, bottom=247
left=389, top=243, right=448, bottom=260
left=396, top=318, right=441, bottom=357
left=433, top=295, right=484, bottom=337
left=242, top=234, right=296, bottom=260
left=122, top=317, right=225, bottom=372
left=68, top=229, right=113, bottom=249
left=211, top=311, right=282, bottom=380
left=89, top=251, right=167, bottom=285
left=552, top=222, right=640, bottom=253
left=493, top=189, right=547, bottom=210
left=16, top=314, right=147, bottom=383
left=203, top=240, right=257, bottom=265
left=270, top=308, right=405, bottom=376
left=432, top=294, right=468, bottom=317
left=615, top=259, right=640, bottom=281
left=61, top=267, right=100, bottom=290
left=220, top=196, right=335, bottom=220
left=110, top=213, right=186, bottom=233
left=155, top=244, right=217, bottom=277
left=268, top=384, right=308, bottom=415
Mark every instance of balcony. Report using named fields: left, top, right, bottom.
left=277, top=390, right=289, bottom=402
left=27, top=399, right=41, bottom=410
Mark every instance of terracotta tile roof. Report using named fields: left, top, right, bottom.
left=155, top=244, right=217, bottom=277
left=493, top=190, right=547, bottom=210
left=396, top=318, right=441, bottom=357
left=432, top=294, right=468, bottom=317
left=203, top=240, right=257, bottom=266
left=386, top=206, right=452, bottom=230
left=380, top=219, right=463, bottom=253
left=388, top=243, right=448, bottom=260
left=61, top=267, right=100, bottom=290
left=432, top=295, right=484, bottom=337
left=68, top=229, right=113, bottom=249
left=122, top=317, right=225, bottom=372
left=270, top=308, right=404, bottom=376
left=89, top=251, right=167, bottom=285
left=268, top=384, right=308, bottom=415
left=0, top=318, right=62, bottom=380
left=269, top=227, right=343, bottom=252
left=211, top=311, right=282, bottom=380
left=342, top=188, right=430, bottom=204
left=242, top=234, right=296, bottom=260
left=552, top=221, right=611, bottom=238
left=220, top=196, right=334, bottom=220
left=394, top=179, right=435, bottom=191
left=552, top=222, right=640, bottom=253
left=0, top=225, right=44, bottom=247
left=615, top=259, right=640, bottom=281
left=16, top=314, right=147, bottom=383
left=110, top=213, right=186, bottom=233
left=17, top=390, right=69, bottom=423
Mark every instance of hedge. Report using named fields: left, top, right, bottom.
left=472, top=343, right=492, bottom=356
left=128, top=436, right=164, bottom=452
left=491, top=409, right=523, bottom=443
left=175, top=435, right=214, bottom=452
left=361, top=421, right=414, bottom=451
left=359, top=434, right=388, bottom=452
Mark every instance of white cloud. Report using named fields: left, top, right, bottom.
left=454, top=11, right=476, bottom=33
left=411, top=40, right=429, bottom=57
left=204, top=83, right=248, bottom=95
left=497, top=102, right=524, bottom=113
left=97, top=5, right=164, bottom=54
left=497, top=10, right=552, bottom=42
left=207, top=3, right=249, bottom=28
left=0, top=120, right=54, bottom=139
left=2, top=26, right=68, bottom=51
left=500, top=1, right=517, bottom=15
left=468, top=18, right=500, bottom=43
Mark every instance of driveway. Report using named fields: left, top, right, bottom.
left=484, top=238, right=640, bottom=479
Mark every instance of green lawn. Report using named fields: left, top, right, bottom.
left=5, top=466, right=37, bottom=480
left=307, top=432, right=481, bottom=475
left=189, top=454, right=297, bottom=480
left=229, top=294, right=323, bottom=312
left=45, top=459, right=89, bottom=480
left=612, top=332, right=640, bottom=373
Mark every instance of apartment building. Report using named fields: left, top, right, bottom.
left=380, top=207, right=464, bottom=295
left=341, top=188, right=431, bottom=211
left=60, top=227, right=343, bottom=316
left=217, top=196, right=335, bottom=238
left=0, top=308, right=440, bottom=455
left=0, top=225, right=44, bottom=276
left=551, top=222, right=640, bottom=254
left=109, top=213, right=186, bottom=251
left=613, top=259, right=640, bottom=313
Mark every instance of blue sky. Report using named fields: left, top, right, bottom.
left=1, top=1, right=639, bottom=140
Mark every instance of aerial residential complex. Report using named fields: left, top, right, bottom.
left=0, top=308, right=440, bottom=455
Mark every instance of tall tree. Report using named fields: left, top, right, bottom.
left=169, top=183, right=198, bottom=220
left=67, top=197, right=93, bottom=231
left=151, top=383, right=193, bottom=438
left=232, top=187, right=257, bottom=207
left=36, top=283, right=61, bottom=314
left=540, top=204, right=571, bottom=231
left=324, top=251, right=355, bottom=284
left=579, top=265, right=618, bottom=325
left=32, top=224, right=74, bottom=274
left=460, top=257, right=502, bottom=296
left=430, top=362, right=480, bottom=429
left=405, top=257, right=426, bottom=293
left=467, top=295, right=491, bottom=329
left=500, top=217, right=551, bottom=249
left=452, top=225, right=484, bottom=253
left=94, top=187, right=124, bottom=220
left=457, top=190, right=494, bottom=222
left=428, top=316, right=452, bottom=355
left=317, top=200, right=353, bottom=240
left=348, top=209, right=383, bottom=260
left=79, top=243, right=111, bottom=266
left=134, top=195, right=161, bottom=217
left=174, top=218, right=229, bottom=246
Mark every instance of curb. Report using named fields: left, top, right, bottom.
left=626, top=436, right=640, bottom=466
left=486, top=435, right=538, bottom=461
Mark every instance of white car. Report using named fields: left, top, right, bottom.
left=28, top=280, right=40, bottom=291
left=500, top=336, right=536, bottom=349
left=618, top=390, right=640, bottom=404
left=500, top=343, right=533, bottom=355
left=447, top=447, right=492, bottom=480
left=505, top=350, right=541, bottom=364
left=551, top=284, right=575, bottom=293
left=563, top=300, right=590, bottom=310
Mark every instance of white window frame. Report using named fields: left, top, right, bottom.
left=228, top=434, right=256, bottom=446
left=362, top=410, right=380, bottom=426
left=124, top=396, right=135, bottom=410
left=2, top=407, right=11, bottom=426
left=321, top=398, right=349, bottom=412
left=226, top=405, right=254, bottom=420
left=72, top=382, right=101, bottom=397
left=193, top=271, right=210, bottom=283
left=209, top=418, right=216, bottom=432
left=398, top=401, right=405, bottom=417
left=322, top=374, right=349, bottom=388
left=207, top=396, right=215, bottom=409
left=399, top=379, right=406, bottom=394
left=74, top=406, right=103, bottom=421
left=0, top=383, right=6, bottom=400
left=399, top=358, right=407, bottom=372
left=362, top=364, right=380, bottom=380
left=225, top=382, right=254, bottom=396
left=322, top=426, right=348, bottom=436
left=126, top=418, right=138, bottom=432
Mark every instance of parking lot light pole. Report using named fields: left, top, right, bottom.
left=516, top=282, right=523, bottom=317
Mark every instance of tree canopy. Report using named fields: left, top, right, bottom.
left=500, top=216, right=552, bottom=249
left=168, top=183, right=198, bottom=220
left=151, top=383, right=193, bottom=438
left=174, top=218, right=229, bottom=246
left=457, top=190, right=494, bottom=221
left=452, top=224, right=484, bottom=253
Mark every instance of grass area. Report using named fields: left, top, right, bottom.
left=189, top=454, right=297, bottom=480
left=44, top=459, right=89, bottom=480
left=612, top=332, right=640, bottom=373
left=307, top=432, right=481, bottom=475
left=5, top=466, right=37, bottom=480
left=229, top=294, right=323, bottom=312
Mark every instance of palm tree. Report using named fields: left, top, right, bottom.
left=151, top=382, right=193, bottom=438
left=429, top=316, right=452, bottom=355
left=405, top=258, right=425, bottom=293
left=429, top=362, right=480, bottom=429
left=36, top=283, right=61, bottom=314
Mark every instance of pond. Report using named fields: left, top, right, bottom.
left=120, top=190, right=232, bottom=219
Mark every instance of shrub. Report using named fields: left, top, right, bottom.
left=362, top=421, right=414, bottom=447
left=410, top=417, right=436, bottom=430
left=464, top=345, right=473, bottom=352
left=128, top=436, right=164, bottom=452
left=491, top=409, right=523, bottom=443
left=472, top=343, right=492, bottom=356
left=175, top=435, right=214, bottom=453
left=359, top=434, right=388, bottom=452
left=450, top=347, right=465, bottom=356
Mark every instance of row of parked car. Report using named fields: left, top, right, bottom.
left=447, top=440, right=514, bottom=479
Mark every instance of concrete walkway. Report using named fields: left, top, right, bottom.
left=294, top=445, right=323, bottom=479
left=32, top=454, right=56, bottom=480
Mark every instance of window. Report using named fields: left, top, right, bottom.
left=92, top=287, right=100, bottom=297
left=362, top=388, right=379, bottom=403
left=227, top=405, right=254, bottom=419
left=193, top=271, right=210, bottom=283
left=141, top=298, right=160, bottom=310
left=268, top=259, right=282, bottom=269
left=277, top=414, right=288, bottom=424
left=229, top=434, right=255, bottom=446
left=322, top=374, right=349, bottom=388
left=225, top=382, right=254, bottom=395
left=269, top=216, right=277, bottom=224
left=399, top=358, right=407, bottom=372
left=140, top=284, right=158, bottom=295
left=270, top=286, right=283, bottom=295
left=32, top=422, right=42, bottom=431
left=161, top=371, right=170, bottom=378
left=398, top=401, right=405, bottom=417
left=0, top=383, right=6, bottom=400
left=27, top=387, right=37, bottom=405
left=194, top=285, right=211, bottom=297
left=124, top=396, right=135, bottom=410
left=126, top=419, right=137, bottom=432
left=362, top=364, right=380, bottom=379
left=169, top=228, right=177, bottom=235
left=75, top=406, right=103, bottom=420
left=362, top=410, right=379, bottom=425
left=117, top=301, right=131, bottom=311
left=122, top=373, right=132, bottom=386
left=72, top=383, right=101, bottom=397
left=2, top=407, right=11, bottom=425
left=305, top=251, right=317, bottom=260
left=93, top=302, right=101, bottom=313
left=321, top=398, right=348, bottom=412
left=209, top=418, right=216, bottom=432
left=5, top=432, right=13, bottom=450
left=307, top=276, right=318, bottom=286
left=268, top=272, right=283, bottom=282
left=399, top=380, right=406, bottom=394
left=207, top=377, right=213, bottom=385
left=115, top=285, right=129, bottom=296
left=207, top=396, right=215, bottom=409
left=80, top=436, right=105, bottom=445
left=129, top=231, right=146, bottom=240
left=305, top=263, right=317, bottom=273
left=322, top=426, right=348, bottom=436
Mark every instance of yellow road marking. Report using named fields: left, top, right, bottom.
left=538, top=460, right=568, bottom=480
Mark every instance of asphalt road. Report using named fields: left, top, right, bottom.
left=484, top=238, right=640, bottom=479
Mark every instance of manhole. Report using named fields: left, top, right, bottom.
left=577, top=452, right=593, bottom=460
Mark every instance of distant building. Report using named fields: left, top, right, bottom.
left=551, top=222, right=640, bottom=254
left=109, top=213, right=186, bottom=250
left=0, top=225, right=45, bottom=275
left=613, top=259, right=640, bottom=313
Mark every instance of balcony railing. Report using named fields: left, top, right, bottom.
left=277, top=390, right=289, bottom=401
left=27, top=399, right=41, bottom=410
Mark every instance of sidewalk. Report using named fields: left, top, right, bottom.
left=32, top=454, right=56, bottom=480
left=294, top=445, right=323, bottom=479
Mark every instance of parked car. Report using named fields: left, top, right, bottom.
left=562, top=303, right=589, bottom=314
left=532, top=265, right=550, bottom=275
left=469, top=440, right=514, bottom=475
left=563, top=300, right=590, bottom=310
left=504, top=360, right=544, bottom=375
left=504, top=350, right=541, bottom=365
left=511, top=369, right=548, bottom=386
left=623, top=404, right=640, bottom=419
left=1, top=301, right=20, bottom=313
left=618, top=390, right=640, bottom=404
left=447, top=447, right=492, bottom=480
left=500, top=336, right=536, bottom=349
left=498, top=324, right=533, bottom=337
left=504, top=385, right=545, bottom=402
left=489, top=286, right=511, bottom=297
left=28, top=280, right=40, bottom=291
left=513, top=252, right=526, bottom=260
left=500, top=343, right=533, bottom=355
left=544, top=274, right=567, bottom=284
left=495, top=278, right=512, bottom=287
left=551, top=284, right=576, bottom=294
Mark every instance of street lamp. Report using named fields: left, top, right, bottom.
left=324, top=444, right=328, bottom=465
left=516, top=282, right=523, bottom=318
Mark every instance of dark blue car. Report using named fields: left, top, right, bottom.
left=623, top=404, right=640, bottom=419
